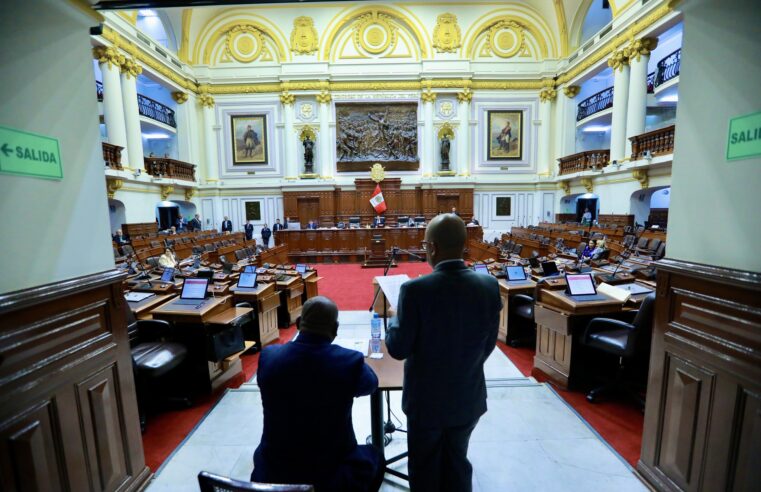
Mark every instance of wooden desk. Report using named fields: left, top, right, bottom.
left=302, top=271, right=322, bottom=301
left=497, top=279, right=536, bottom=344
left=151, top=295, right=232, bottom=324
left=275, top=276, right=304, bottom=327
left=230, top=283, right=281, bottom=346
left=127, top=293, right=175, bottom=320
left=533, top=288, right=626, bottom=389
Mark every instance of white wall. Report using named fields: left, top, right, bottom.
left=0, top=0, right=115, bottom=293
left=666, top=0, right=761, bottom=272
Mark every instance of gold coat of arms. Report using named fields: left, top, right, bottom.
left=433, top=14, right=461, bottom=53
left=290, top=17, right=318, bottom=55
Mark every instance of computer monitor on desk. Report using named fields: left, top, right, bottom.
left=160, top=267, right=175, bottom=283
left=398, top=216, right=409, bottom=226
left=174, top=278, right=210, bottom=305
left=237, top=272, right=257, bottom=289
left=414, top=216, right=425, bottom=226
left=474, top=264, right=490, bottom=275
left=349, top=217, right=361, bottom=229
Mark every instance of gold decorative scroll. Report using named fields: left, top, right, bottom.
left=290, top=16, right=319, bottom=55
left=433, top=13, right=461, bottom=53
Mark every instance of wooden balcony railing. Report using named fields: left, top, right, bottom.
left=655, top=48, right=681, bottom=88
left=144, top=157, right=196, bottom=181
left=557, top=149, right=610, bottom=175
left=630, top=124, right=675, bottom=159
left=577, top=86, right=614, bottom=121
left=102, top=142, right=123, bottom=170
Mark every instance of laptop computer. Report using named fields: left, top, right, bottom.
left=174, top=278, right=210, bottom=306
left=474, top=264, right=490, bottom=275
left=505, top=265, right=529, bottom=282
left=528, top=257, right=541, bottom=269
left=196, top=269, right=214, bottom=279
left=160, top=267, right=175, bottom=284
left=541, top=261, right=560, bottom=277
left=564, top=273, right=609, bottom=302
left=295, top=263, right=307, bottom=277
left=243, top=265, right=256, bottom=274
left=236, top=272, right=258, bottom=291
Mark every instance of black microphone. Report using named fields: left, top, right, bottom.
left=393, top=246, right=424, bottom=261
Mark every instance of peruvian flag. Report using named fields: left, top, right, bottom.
left=369, top=184, right=387, bottom=213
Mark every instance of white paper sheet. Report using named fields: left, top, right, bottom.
left=375, top=274, right=410, bottom=310
left=125, top=292, right=154, bottom=302
left=334, top=338, right=369, bottom=355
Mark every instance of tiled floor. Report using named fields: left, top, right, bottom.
left=147, top=312, right=647, bottom=491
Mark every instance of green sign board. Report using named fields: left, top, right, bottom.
left=0, top=125, right=63, bottom=179
left=727, top=111, right=761, bottom=161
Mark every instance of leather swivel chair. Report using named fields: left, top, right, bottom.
left=235, top=302, right=261, bottom=350
left=507, top=282, right=544, bottom=347
left=121, top=244, right=134, bottom=256
left=126, top=305, right=189, bottom=431
left=235, top=249, right=248, bottom=261
left=581, top=293, right=656, bottom=409
left=198, top=471, right=313, bottom=492
left=145, top=256, right=160, bottom=268
left=512, top=243, right=523, bottom=256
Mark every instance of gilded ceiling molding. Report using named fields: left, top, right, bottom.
left=201, top=19, right=287, bottom=65
left=471, top=80, right=544, bottom=90
left=117, top=10, right=137, bottom=26
left=625, top=37, right=659, bottom=63
left=556, top=3, right=673, bottom=85
left=463, top=9, right=555, bottom=61
left=178, top=9, right=192, bottom=63
left=432, top=13, right=461, bottom=53
left=319, top=5, right=431, bottom=62
left=552, top=0, right=569, bottom=57
left=172, top=91, right=189, bottom=104
left=290, top=16, right=319, bottom=55
left=563, top=85, right=580, bottom=98
left=100, top=27, right=198, bottom=92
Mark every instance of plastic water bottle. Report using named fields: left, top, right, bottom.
left=371, top=313, right=382, bottom=339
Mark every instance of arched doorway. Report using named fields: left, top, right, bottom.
left=560, top=192, right=599, bottom=223
left=108, top=199, right=126, bottom=233
left=155, top=201, right=179, bottom=231
left=629, top=186, right=670, bottom=227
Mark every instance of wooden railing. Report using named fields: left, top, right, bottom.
left=102, top=142, right=123, bottom=170
left=144, top=157, right=196, bottom=181
left=557, top=149, right=610, bottom=175
left=630, top=125, right=675, bottom=159
left=655, top=48, right=681, bottom=88
left=576, top=86, right=614, bottom=121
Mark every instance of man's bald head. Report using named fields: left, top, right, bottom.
left=297, top=296, right=339, bottom=340
left=424, top=213, right=466, bottom=266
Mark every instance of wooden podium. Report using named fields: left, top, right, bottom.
left=363, top=236, right=396, bottom=268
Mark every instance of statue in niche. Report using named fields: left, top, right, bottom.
left=303, top=135, right=315, bottom=174
left=440, top=134, right=451, bottom=171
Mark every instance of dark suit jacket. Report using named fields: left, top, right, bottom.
left=189, top=218, right=201, bottom=231
left=244, top=223, right=254, bottom=239
left=386, top=260, right=501, bottom=427
left=272, top=223, right=283, bottom=232
left=253, top=332, right=378, bottom=486
left=261, top=227, right=271, bottom=240
left=222, top=220, right=233, bottom=232
left=307, top=222, right=318, bottom=230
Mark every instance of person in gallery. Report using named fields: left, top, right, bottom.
left=252, top=296, right=384, bottom=491
left=386, top=214, right=502, bottom=492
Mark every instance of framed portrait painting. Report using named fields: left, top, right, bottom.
left=487, top=110, right=523, bottom=160
left=231, top=115, right=268, bottom=166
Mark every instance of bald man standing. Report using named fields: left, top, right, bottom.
left=252, top=296, right=383, bottom=491
left=386, top=214, right=501, bottom=491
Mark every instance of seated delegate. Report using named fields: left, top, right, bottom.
left=252, top=296, right=383, bottom=491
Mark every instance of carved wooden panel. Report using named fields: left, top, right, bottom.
left=638, top=260, right=761, bottom=492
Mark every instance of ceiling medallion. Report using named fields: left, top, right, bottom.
left=487, top=20, right=525, bottom=59
left=354, top=11, right=397, bottom=55
left=227, top=25, right=264, bottom=63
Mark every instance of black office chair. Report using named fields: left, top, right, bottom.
left=198, top=471, right=313, bottom=492
left=126, top=306, right=189, bottom=431
left=512, top=243, right=523, bottom=256
left=235, top=249, right=248, bottom=261
left=581, top=293, right=656, bottom=409
left=235, top=302, right=261, bottom=350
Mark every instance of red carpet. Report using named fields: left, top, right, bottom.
left=141, top=262, right=642, bottom=471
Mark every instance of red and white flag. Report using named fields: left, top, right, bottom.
left=369, top=184, right=387, bottom=213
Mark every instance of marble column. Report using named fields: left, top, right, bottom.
left=199, top=93, right=218, bottom=183
left=422, top=89, right=436, bottom=176
left=625, top=38, right=658, bottom=157
left=557, top=86, right=580, bottom=165
left=119, top=57, right=145, bottom=171
left=609, top=49, right=631, bottom=162
left=538, top=86, right=557, bottom=176
left=94, top=46, right=129, bottom=166
left=280, top=92, right=297, bottom=179
left=456, top=89, right=472, bottom=176
left=317, top=91, right=332, bottom=178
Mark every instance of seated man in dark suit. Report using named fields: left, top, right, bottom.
left=372, top=215, right=385, bottom=228
left=252, top=296, right=383, bottom=491
left=112, top=228, right=129, bottom=244
left=386, top=213, right=501, bottom=492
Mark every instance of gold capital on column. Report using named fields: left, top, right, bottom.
left=559, top=180, right=571, bottom=195
left=160, top=185, right=174, bottom=201
left=184, top=188, right=195, bottom=200
left=632, top=169, right=649, bottom=189
left=106, top=179, right=123, bottom=199
left=316, top=90, right=331, bottom=104
left=539, top=88, right=557, bottom=103
left=607, top=48, right=630, bottom=71
left=172, top=91, right=189, bottom=104
left=457, top=87, right=473, bottom=102
left=280, top=91, right=295, bottom=105
left=93, top=45, right=124, bottom=70
left=421, top=89, right=437, bottom=103
left=563, top=85, right=580, bottom=98
left=625, top=37, right=659, bottom=63
left=198, top=93, right=215, bottom=108
left=120, top=57, right=142, bottom=79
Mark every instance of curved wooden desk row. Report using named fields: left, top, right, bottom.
left=274, top=226, right=483, bottom=263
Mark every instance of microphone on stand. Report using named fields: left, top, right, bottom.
left=393, top=246, right=425, bottom=262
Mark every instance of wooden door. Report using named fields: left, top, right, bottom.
left=297, top=198, right=319, bottom=225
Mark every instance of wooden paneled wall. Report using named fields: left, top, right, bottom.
left=0, top=271, right=150, bottom=492
left=638, top=259, right=761, bottom=492
left=283, top=179, right=474, bottom=226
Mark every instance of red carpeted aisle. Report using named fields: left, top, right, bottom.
left=141, top=262, right=642, bottom=471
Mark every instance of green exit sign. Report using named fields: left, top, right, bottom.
left=0, top=125, right=63, bottom=179
left=727, top=111, right=761, bottom=161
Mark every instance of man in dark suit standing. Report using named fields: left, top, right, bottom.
left=386, top=214, right=501, bottom=492
left=261, top=223, right=271, bottom=248
left=272, top=219, right=284, bottom=233
left=221, top=216, right=233, bottom=234
left=189, top=214, right=202, bottom=232
left=244, top=220, right=254, bottom=241
left=252, top=296, right=383, bottom=491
